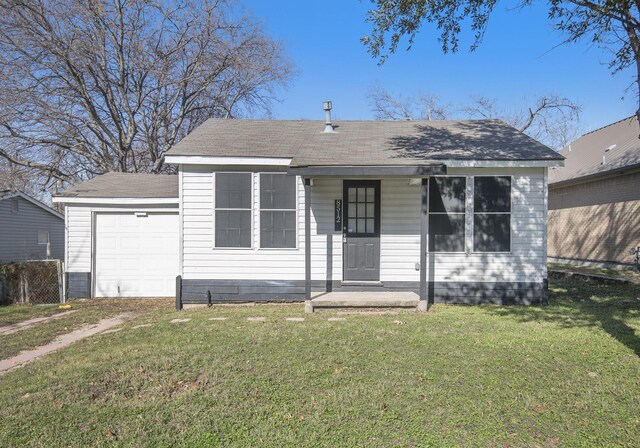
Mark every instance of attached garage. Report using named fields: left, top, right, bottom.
left=94, top=212, right=179, bottom=297
left=53, top=173, right=180, bottom=299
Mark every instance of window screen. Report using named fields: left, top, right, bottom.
left=260, top=174, right=296, bottom=248
left=473, top=176, right=511, bottom=252
left=428, top=177, right=466, bottom=252
left=215, top=173, right=252, bottom=248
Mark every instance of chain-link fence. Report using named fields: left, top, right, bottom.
left=0, top=260, right=64, bottom=305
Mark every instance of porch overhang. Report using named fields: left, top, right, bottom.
left=288, top=164, right=447, bottom=177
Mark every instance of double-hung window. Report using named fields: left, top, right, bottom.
left=473, top=176, right=511, bottom=252
left=260, top=173, right=296, bottom=248
left=215, top=173, right=252, bottom=248
left=428, top=177, right=466, bottom=252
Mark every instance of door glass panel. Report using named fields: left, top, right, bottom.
left=366, top=219, right=374, bottom=233
left=366, top=203, right=374, bottom=218
left=345, top=183, right=378, bottom=235
left=366, top=188, right=375, bottom=202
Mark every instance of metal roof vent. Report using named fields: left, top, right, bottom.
left=602, top=145, right=616, bottom=164
left=322, top=100, right=334, bottom=133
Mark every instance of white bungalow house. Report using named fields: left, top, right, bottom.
left=53, top=109, right=564, bottom=310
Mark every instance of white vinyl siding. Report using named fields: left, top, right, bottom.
left=65, top=206, right=93, bottom=272
left=180, top=166, right=547, bottom=285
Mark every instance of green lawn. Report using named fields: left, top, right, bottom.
left=0, top=303, right=64, bottom=327
left=0, top=299, right=169, bottom=360
left=0, top=279, right=638, bottom=447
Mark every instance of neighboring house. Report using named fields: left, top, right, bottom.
left=548, top=116, right=640, bottom=267
left=53, top=113, right=563, bottom=305
left=0, top=190, right=65, bottom=262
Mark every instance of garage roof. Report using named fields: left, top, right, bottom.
left=55, top=173, right=178, bottom=199
left=165, top=119, right=563, bottom=166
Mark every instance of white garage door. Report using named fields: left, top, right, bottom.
left=95, top=212, right=179, bottom=297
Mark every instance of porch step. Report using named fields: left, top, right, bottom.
left=306, top=291, right=420, bottom=313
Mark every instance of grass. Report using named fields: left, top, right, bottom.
left=549, top=262, right=640, bottom=282
left=0, top=303, right=64, bottom=327
left=0, top=299, right=169, bottom=360
left=0, top=279, right=638, bottom=447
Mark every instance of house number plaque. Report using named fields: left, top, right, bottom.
left=334, top=199, right=342, bottom=231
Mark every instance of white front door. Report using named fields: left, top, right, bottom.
left=94, top=212, right=179, bottom=297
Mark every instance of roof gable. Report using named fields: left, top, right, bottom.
left=0, top=191, right=64, bottom=220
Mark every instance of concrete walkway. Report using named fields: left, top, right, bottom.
left=0, top=310, right=78, bottom=335
left=0, top=313, right=133, bottom=374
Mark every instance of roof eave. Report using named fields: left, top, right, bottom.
left=549, top=162, right=640, bottom=188
left=288, top=164, right=447, bottom=177
left=52, top=196, right=179, bottom=205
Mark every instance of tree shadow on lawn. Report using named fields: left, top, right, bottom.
left=479, top=279, right=640, bottom=356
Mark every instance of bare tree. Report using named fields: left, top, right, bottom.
left=368, top=85, right=582, bottom=149
left=0, top=0, right=293, bottom=187
left=367, top=84, right=449, bottom=120
left=0, top=159, right=47, bottom=200
left=462, top=95, right=582, bottom=149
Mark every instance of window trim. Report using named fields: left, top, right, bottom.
left=257, top=172, right=299, bottom=250
left=427, top=176, right=467, bottom=254
left=38, top=230, right=49, bottom=245
left=212, top=171, right=254, bottom=250
left=471, top=175, right=513, bottom=254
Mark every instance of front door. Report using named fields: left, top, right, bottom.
left=343, top=180, right=381, bottom=282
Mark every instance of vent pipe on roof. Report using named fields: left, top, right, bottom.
left=322, top=101, right=334, bottom=133
left=602, top=144, right=616, bottom=165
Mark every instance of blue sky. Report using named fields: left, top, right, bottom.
left=241, top=0, right=636, bottom=133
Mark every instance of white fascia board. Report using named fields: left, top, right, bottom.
left=52, top=197, right=179, bottom=205
left=443, top=159, right=564, bottom=168
left=164, top=155, right=292, bottom=166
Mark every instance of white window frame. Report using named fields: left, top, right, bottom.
left=257, top=172, right=299, bottom=250
left=38, top=230, right=49, bottom=245
left=428, top=176, right=467, bottom=254
left=212, top=171, right=254, bottom=250
left=471, top=175, right=513, bottom=254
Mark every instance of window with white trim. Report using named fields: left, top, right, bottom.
left=428, top=177, right=466, bottom=252
left=214, top=173, right=252, bottom=248
left=259, top=173, right=296, bottom=248
left=38, top=231, right=49, bottom=245
left=473, top=176, right=511, bottom=252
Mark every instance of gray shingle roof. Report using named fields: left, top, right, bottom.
left=56, top=173, right=178, bottom=198
left=549, top=116, right=640, bottom=185
left=166, top=119, right=562, bottom=166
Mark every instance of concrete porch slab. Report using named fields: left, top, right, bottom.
left=307, top=291, right=420, bottom=313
